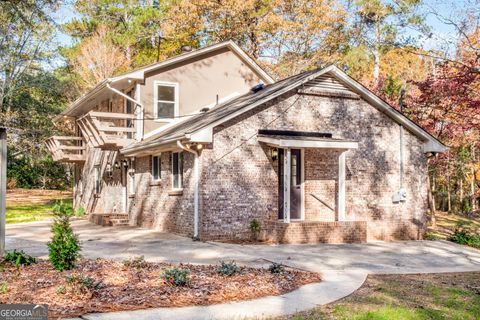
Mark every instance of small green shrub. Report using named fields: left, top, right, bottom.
left=55, top=285, right=66, bottom=295
left=53, top=200, right=73, bottom=217
left=160, top=268, right=190, bottom=286
left=74, top=206, right=85, bottom=217
left=425, top=232, right=440, bottom=241
left=4, top=250, right=36, bottom=268
left=48, top=201, right=81, bottom=271
left=217, top=260, right=240, bottom=276
left=122, top=256, right=147, bottom=268
left=250, top=219, right=261, bottom=240
left=268, top=262, right=283, bottom=273
left=448, top=228, right=480, bottom=248
left=0, top=282, right=9, bottom=294
left=64, top=274, right=97, bottom=295
left=66, top=274, right=94, bottom=289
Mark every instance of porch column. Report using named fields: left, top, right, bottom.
left=283, top=148, right=291, bottom=223
left=337, top=151, right=346, bottom=221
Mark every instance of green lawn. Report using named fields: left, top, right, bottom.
left=279, top=272, right=480, bottom=320
left=6, top=199, right=73, bottom=224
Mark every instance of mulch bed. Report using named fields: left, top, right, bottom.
left=0, top=258, right=321, bottom=319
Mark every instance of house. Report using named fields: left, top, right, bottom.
left=46, top=41, right=447, bottom=244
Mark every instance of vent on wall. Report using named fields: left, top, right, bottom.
left=299, top=74, right=359, bottom=99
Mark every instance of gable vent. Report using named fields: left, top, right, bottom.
left=300, top=74, right=359, bottom=99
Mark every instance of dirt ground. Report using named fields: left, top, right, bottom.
left=6, top=188, right=72, bottom=205
left=0, top=258, right=321, bottom=319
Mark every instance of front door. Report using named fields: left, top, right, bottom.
left=278, top=149, right=302, bottom=220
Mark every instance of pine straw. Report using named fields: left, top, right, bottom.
left=0, top=259, right=321, bottom=319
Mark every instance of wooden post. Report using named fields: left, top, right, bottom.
left=283, top=148, right=291, bottom=223
left=337, top=151, right=346, bottom=221
left=0, top=128, right=6, bottom=255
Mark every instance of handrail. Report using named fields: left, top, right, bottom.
left=309, top=193, right=335, bottom=212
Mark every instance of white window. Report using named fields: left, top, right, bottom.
left=153, top=81, right=178, bottom=120
left=171, top=152, right=183, bottom=189
left=152, top=155, right=161, bottom=180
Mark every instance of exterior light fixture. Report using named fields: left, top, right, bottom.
left=271, top=148, right=278, bottom=161
left=114, top=161, right=120, bottom=169
left=122, top=160, right=128, bottom=167
left=196, top=144, right=203, bottom=150
left=106, top=164, right=113, bottom=178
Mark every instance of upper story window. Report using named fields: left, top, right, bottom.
left=154, top=81, right=179, bottom=120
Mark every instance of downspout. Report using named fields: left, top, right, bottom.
left=177, top=141, right=200, bottom=238
left=106, top=82, right=145, bottom=141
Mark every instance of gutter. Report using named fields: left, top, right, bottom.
left=177, top=141, right=200, bottom=239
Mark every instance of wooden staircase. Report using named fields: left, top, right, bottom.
left=89, top=213, right=130, bottom=227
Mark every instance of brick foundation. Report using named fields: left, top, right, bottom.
left=262, top=220, right=367, bottom=244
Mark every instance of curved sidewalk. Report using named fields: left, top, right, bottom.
left=79, top=270, right=367, bottom=320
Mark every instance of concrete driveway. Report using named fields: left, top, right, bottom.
left=6, top=219, right=480, bottom=274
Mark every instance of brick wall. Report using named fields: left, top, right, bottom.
left=126, top=152, right=196, bottom=236
left=199, top=90, right=428, bottom=242
left=262, top=220, right=367, bottom=244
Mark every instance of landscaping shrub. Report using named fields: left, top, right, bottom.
left=217, top=260, right=240, bottom=276
left=3, top=249, right=36, bottom=268
left=55, top=285, right=66, bottom=295
left=160, top=268, right=190, bottom=286
left=0, top=282, right=9, bottom=294
left=74, top=206, right=85, bottom=217
left=250, top=219, right=261, bottom=240
left=425, top=232, right=440, bottom=241
left=47, top=201, right=81, bottom=271
left=64, top=274, right=101, bottom=295
left=268, top=262, right=283, bottom=274
left=122, top=256, right=147, bottom=268
left=448, top=228, right=480, bottom=248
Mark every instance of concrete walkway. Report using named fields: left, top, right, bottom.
left=6, top=220, right=480, bottom=319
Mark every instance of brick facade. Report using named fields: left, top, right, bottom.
left=75, top=87, right=429, bottom=244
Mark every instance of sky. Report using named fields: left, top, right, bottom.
left=51, top=0, right=475, bottom=61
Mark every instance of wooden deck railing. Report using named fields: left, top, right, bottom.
left=46, top=136, right=86, bottom=163
left=77, top=111, right=136, bottom=149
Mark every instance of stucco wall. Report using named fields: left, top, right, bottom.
left=140, top=48, right=265, bottom=136
left=198, top=90, right=428, bottom=241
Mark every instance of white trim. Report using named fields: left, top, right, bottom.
left=135, top=83, right=143, bottom=140
left=337, top=151, right=346, bottom=221
left=153, top=81, right=179, bottom=120
left=301, top=148, right=305, bottom=221
left=258, top=136, right=359, bottom=150
left=283, top=148, right=291, bottom=223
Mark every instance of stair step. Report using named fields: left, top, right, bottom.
left=110, top=218, right=130, bottom=226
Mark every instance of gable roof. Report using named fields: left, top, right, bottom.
left=121, top=65, right=447, bottom=155
left=58, top=41, right=275, bottom=119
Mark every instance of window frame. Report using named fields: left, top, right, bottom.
left=153, top=81, right=179, bottom=122
left=171, top=151, right=183, bottom=190
left=94, top=165, right=101, bottom=194
left=152, top=154, right=161, bottom=181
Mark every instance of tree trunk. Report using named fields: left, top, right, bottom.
left=373, top=46, right=380, bottom=88
left=428, top=170, right=436, bottom=229
left=471, top=144, right=477, bottom=211
left=460, top=178, right=464, bottom=206
left=447, top=153, right=451, bottom=212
